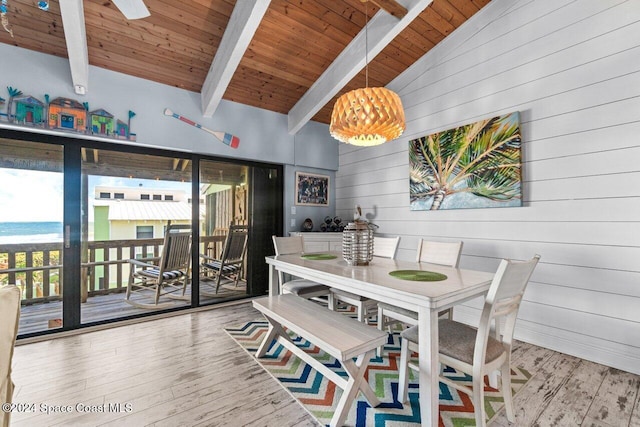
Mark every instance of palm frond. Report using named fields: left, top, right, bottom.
left=409, top=112, right=522, bottom=207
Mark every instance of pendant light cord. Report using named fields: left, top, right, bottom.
left=365, top=0, right=369, bottom=88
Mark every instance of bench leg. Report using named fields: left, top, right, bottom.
left=331, top=350, right=379, bottom=427
left=256, top=315, right=294, bottom=358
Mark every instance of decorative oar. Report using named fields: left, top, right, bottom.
left=164, top=108, right=239, bottom=148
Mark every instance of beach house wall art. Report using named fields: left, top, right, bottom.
left=1, top=85, right=137, bottom=140
left=48, top=97, right=87, bottom=132
left=409, top=111, right=522, bottom=211
left=14, top=95, right=45, bottom=125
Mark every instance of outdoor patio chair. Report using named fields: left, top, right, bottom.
left=125, top=224, right=192, bottom=308
left=272, top=235, right=331, bottom=299
left=0, top=285, right=20, bottom=427
left=398, top=255, right=540, bottom=427
left=329, top=236, right=401, bottom=323
left=200, top=225, right=248, bottom=296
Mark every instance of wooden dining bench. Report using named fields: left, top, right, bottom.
left=253, top=294, right=388, bottom=427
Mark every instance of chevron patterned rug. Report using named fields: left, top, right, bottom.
left=225, top=320, right=532, bottom=427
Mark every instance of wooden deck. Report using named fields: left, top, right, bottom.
left=9, top=302, right=640, bottom=426
left=18, top=279, right=248, bottom=335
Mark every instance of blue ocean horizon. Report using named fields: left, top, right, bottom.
left=0, top=221, right=63, bottom=243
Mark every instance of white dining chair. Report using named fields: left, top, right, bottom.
left=377, top=239, right=463, bottom=338
left=416, top=239, right=464, bottom=266
left=329, top=236, right=400, bottom=323
left=1, top=285, right=21, bottom=427
left=272, top=235, right=331, bottom=299
left=397, top=255, right=540, bottom=427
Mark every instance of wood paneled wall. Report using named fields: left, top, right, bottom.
left=335, top=0, right=640, bottom=374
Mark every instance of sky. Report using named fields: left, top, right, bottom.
left=0, top=168, right=190, bottom=222
left=0, top=169, right=63, bottom=222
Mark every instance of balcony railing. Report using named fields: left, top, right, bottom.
left=0, top=241, right=62, bottom=303
left=0, top=235, right=227, bottom=305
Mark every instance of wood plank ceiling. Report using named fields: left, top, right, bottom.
left=0, top=0, right=490, bottom=127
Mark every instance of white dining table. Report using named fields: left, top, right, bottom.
left=265, top=253, right=495, bottom=427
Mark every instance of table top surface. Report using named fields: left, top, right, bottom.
left=267, top=253, right=495, bottom=309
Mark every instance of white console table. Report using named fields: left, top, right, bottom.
left=289, top=232, right=342, bottom=253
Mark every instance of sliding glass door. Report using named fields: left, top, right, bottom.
left=80, top=147, right=192, bottom=323
left=0, top=138, right=64, bottom=335
left=198, top=160, right=250, bottom=304
left=0, top=130, right=283, bottom=336
left=197, top=160, right=282, bottom=302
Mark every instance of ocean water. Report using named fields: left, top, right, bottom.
left=0, top=221, right=63, bottom=244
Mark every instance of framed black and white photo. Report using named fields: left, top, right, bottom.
left=295, top=171, right=330, bottom=206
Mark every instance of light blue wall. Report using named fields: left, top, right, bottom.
left=293, top=120, right=338, bottom=170
left=284, top=121, right=340, bottom=233
left=284, top=165, right=335, bottom=234
left=0, top=43, right=339, bottom=232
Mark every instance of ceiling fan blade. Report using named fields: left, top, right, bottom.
left=111, top=0, right=150, bottom=20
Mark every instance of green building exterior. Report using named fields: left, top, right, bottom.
left=93, top=205, right=110, bottom=241
left=91, top=205, right=111, bottom=290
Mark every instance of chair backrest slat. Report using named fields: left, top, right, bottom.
left=272, top=235, right=305, bottom=288
left=272, top=235, right=304, bottom=255
left=222, top=225, right=248, bottom=264
left=491, top=258, right=540, bottom=302
left=159, top=224, right=192, bottom=273
left=416, top=240, right=463, bottom=267
left=373, top=236, right=400, bottom=259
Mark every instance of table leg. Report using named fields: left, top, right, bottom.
left=417, top=306, right=439, bottom=426
left=268, top=264, right=279, bottom=296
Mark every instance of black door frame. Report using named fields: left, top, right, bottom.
left=0, top=128, right=283, bottom=339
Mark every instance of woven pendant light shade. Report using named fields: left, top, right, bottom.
left=330, top=87, right=406, bottom=146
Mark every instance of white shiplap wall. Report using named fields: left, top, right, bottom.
left=335, top=0, right=640, bottom=374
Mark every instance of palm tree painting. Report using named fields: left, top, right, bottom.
left=409, top=112, right=522, bottom=210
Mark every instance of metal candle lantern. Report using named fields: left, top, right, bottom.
left=342, top=221, right=374, bottom=266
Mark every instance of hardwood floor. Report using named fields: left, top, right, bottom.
left=9, top=302, right=640, bottom=426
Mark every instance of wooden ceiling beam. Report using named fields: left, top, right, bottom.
left=201, top=0, right=271, bottom=118
left=368, top=0, right=408, bottom=18
left=59, top=0, right=89, bottom=95
left=287, top=0, right=434, bottom=135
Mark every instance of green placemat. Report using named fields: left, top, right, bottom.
left=389, top=270, right=447, bottom=281
left=301, top=253, right=338, bottom=260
